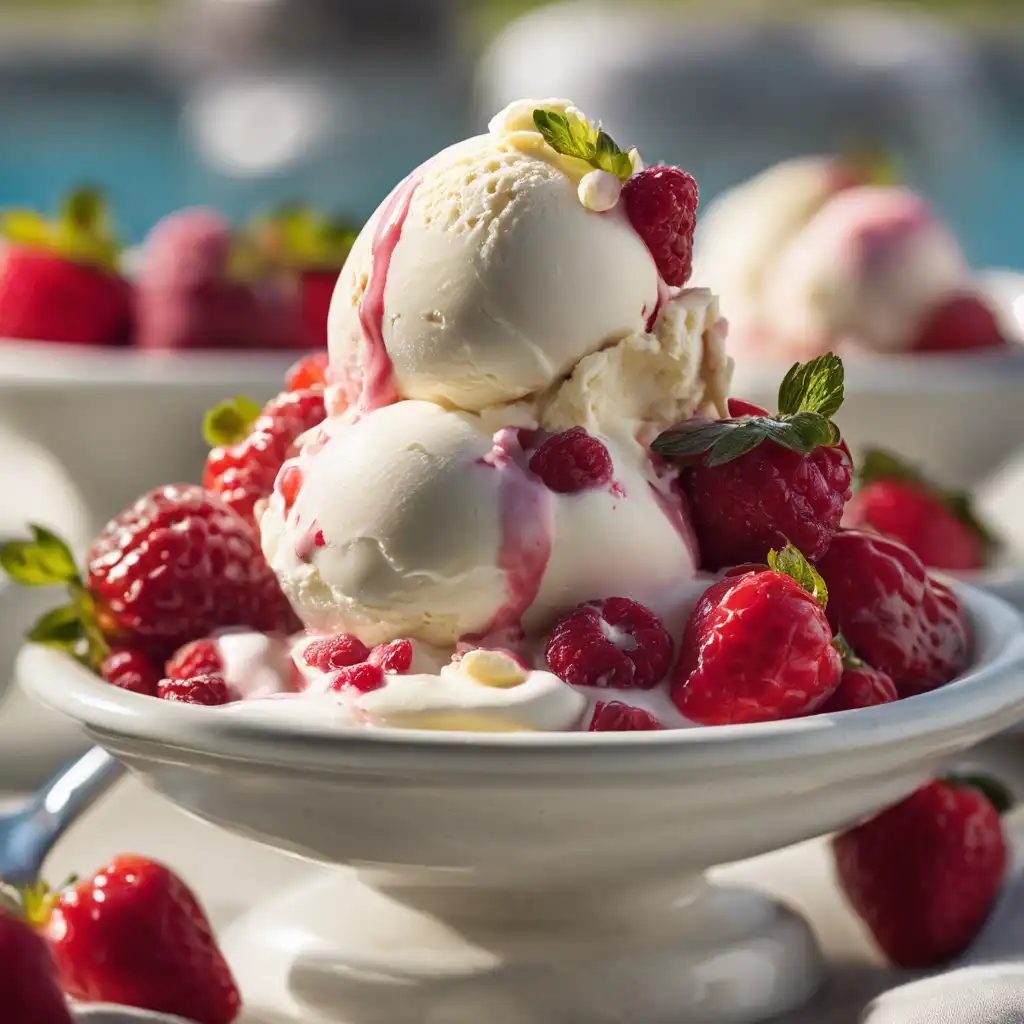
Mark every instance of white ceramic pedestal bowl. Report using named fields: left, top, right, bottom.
left=19, top=583, right=1024, bottom=1024
left=0, top=342, right=299, bottom=535
left=730, top=348, right=1024, bottom=492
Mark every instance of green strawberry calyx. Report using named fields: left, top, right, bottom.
left=942, top=772, right=1014, bottom=815
left=0, top=186, right=122, bottom=272
left=857, top=447, right=999, bottom=561
left=0, top=525, right=108, bottom=669
left=652, top=353, right=845, bottom=467
left=251, top=203, right=359, bottom=271
left=203, top=395, right=264, bottom=448
left=767, top=543, right=829, bottom=609
left=531, top=107, right=635, bottom=182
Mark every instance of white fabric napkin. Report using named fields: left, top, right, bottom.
left=861, top=816, right=1024, bottom=1023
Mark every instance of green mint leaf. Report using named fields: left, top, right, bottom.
left=593, top=130, right=633, bottom=181
left=533, top=109, right=593, bottom=161
left=772, top=411, right=841, bottom=455
left=944, top=491, right=1001, bottom=559
left=651, top=420, right=741, bottom=460
left=831, top=633, right=862, bottom=670
left=767, top=543, right=828, bottom=608
left=203, top=395, right=263, bottom=447
left=0, top=525, right=80, bottom=587
left=777, top=354, right=845, bottom=418
left=943, top=773, right=1014, bottom=815
left=704, top=420, right=773, bottom=466
left=26, top=604, right=84, bottom=647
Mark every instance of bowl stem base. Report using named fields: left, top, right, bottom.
left=222, top=866, right=824, bottom=1024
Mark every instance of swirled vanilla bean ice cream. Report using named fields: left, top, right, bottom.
left=255, top=100, right=734, bottom=732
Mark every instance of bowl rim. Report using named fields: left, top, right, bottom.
left=0, top=341, right=303, bottom=391
left=17, top=581, right=1024, bottom=774
left=729, top=344, right=1024, bottom=396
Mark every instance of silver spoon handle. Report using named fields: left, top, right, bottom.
left=33, top=747, right=125, bottom=839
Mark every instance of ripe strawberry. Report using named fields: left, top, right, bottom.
left=157, top=673, right=233, bottom=706
left=136, top=208, right=304, bottom=351
left=87, top=484, right=297, bottom=658
left=100, top=648, right=161, bottom=696
left=819, top=664, right=898, bottom=713
left=528, top=427, right=613, bottom=493
left=589, top=700, right=662, bottom=731
left=249, top=204, right=356, bottom=349
left=833, top=776, right=1010, bottom=968
left=0, top=188, right=131, bottom=346
left=545, top=597, right=674, bottom=689
left=913, top=294, right=1007, bottom=352
left=43, top=854, right=241, bottom=1023
left=285, top=352, right=329, bottom=392
left=0, top=897, right=75, bottom=1024
left=672, top=545, right=842, bottom=724
left=622, top=166, right=699, bottom=286
left=654, top=354, right=853, bottom=571
left=203, top=388, right=326, bottom=527
left=814, top=529, right=969, bottom=696
left=844, top=448, right=994, bottom=571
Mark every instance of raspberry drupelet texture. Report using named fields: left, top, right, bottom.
left=165, top=638, right=222, bottom=681
left=87, top=484, right=296, bottom=659
left=528, top=427, right=613, bottom=493
left=303, top=634, right=371, bottom=672
left=622, top=166, right=700, bottom=286
left=686, top=436, right=853, bottom=571
left=157, top=673, right=233, bottom=706
left=204, top=387, right=326, bottom=528
left=545, top=597, right=673, bottom=690
left=589, top=700, right=663, bottom=731
left=100, top=648, right=161, bottom=696
left=369, top=639, right=415, bottom=673
left=329, top=662, right=385, bottom=693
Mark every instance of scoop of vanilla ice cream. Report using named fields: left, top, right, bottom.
left=262, top=399, right=702, bottom=648
left=328, top=101, right=659, bottom=412
left=762, top=186, right=968, bottom=354
left=692, top=156, right=856, bottom=335
left=540, top=288, right=731, bottom=440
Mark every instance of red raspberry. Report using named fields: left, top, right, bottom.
left=545, top=597, right=673, bottom=690
left=686, top=441, right=853, bottom=571
left=329, top=662, right=385, bottom=693
left=303, top=634, right=371, bottom=672
left=622, top=166, right=699, bottom=286
left=819, top=665, right=898, bottom=713
left=845, top=479, right=984, bottom=571
left=589, top=700, right=663, bottom=731
left=814, top=530, right=969, bottom=696
left=285, top=352, right=330, bottom=392
left=87, top=484, right=296, bottom=659
left=204, top=388, right=326, bottom=528
left=369, top=639, right=414, bottom=673
left=528, top=427, right=613, bottom=493
left=672, top=568, right=842, bottom=725
left=157, top=673, right=232, bottom=706
left=165, top=638, right=222, bottom=681
left=100, top=648, right=160, bottom=696
left=913, top=295, right=1007, bottom=352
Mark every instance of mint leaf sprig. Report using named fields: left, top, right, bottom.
left=532, top=108, right=634, bottom=182
left=203, top=395, right=263, bottom=448
left=652, top=353, right=845, bottom=467
left=0, top=526, right=108, bottom=668
left=857, top=448, right=1000, bottom=561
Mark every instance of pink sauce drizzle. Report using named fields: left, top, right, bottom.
left=648, top=477, right=700, bottom=568
left=644, top=277, right=673, bottom=333
left=472, top=428, right=554, bottom=642
left=356, top=175, right=421, bottom=413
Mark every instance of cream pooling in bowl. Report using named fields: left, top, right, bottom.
left=256, top=99, right=732, bottom=732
